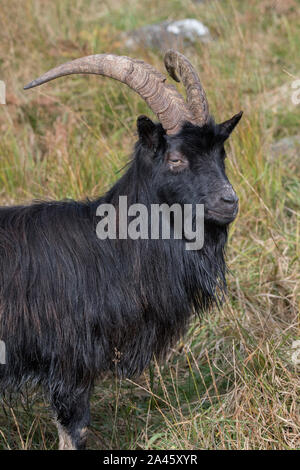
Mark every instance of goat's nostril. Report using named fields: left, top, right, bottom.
left=221, top=194, right=238, bottom=205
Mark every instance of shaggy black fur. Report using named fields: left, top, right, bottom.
left=0, top=112, right=242, bottom=449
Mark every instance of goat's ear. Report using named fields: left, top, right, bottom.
left=137, top=115, right=160, bottom=150
left=219, top=111, right=243, bottom=140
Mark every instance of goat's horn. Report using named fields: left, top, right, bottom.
left=24, top=54, right=195, bottom=135
left=164, top=50, right=209, bottom=126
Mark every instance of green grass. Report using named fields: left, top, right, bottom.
left=0, top=0, right=299, bottom=450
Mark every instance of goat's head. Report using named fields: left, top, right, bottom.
left=24, top=50, right=242, bottom=226
left=136, top=112, right=242, bottom=226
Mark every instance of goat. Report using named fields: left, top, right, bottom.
left=0, top=50, right=242, bottom=449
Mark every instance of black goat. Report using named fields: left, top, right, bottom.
left=0, top=50, right=242, bottom=449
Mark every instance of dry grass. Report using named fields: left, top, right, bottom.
left=0, top=0, right=299, bottom=450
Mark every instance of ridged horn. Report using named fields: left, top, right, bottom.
left=24, top=53, right=196, bottom=135
left=164, top=50, right=209, bottom=126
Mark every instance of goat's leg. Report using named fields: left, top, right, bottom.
left=50, top=389, right=91, bottom=450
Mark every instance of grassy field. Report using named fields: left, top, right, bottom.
left=0, top=0, right=299, bottom=450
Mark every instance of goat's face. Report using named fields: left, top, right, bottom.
left=137, top=112, right=242, bottom=226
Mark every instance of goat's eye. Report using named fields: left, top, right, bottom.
left=166, top=151, right=188, bottom=171
left=169, top=159, right=182, bottom=166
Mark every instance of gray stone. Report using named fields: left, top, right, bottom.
left=125, top=19, right=211, bottom=50
left=270, top=135, right=300, bottom=162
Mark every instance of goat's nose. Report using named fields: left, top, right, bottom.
left=220, top=187, right=238, bottom=205
left=221, top=194, right=239, bottom=204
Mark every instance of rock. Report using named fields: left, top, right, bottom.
left=125, top=19, right=211, bottom=50
left=167, top=19, right=209, bottom=41
left=270, top=135, right=300, bottom=161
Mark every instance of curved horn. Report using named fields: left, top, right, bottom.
left=164, top=50, right=209, bottom=126
left=24, top=54, right=195, bottom=135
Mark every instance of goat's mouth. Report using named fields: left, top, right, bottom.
left=205, top=206, right=238, bottom=225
